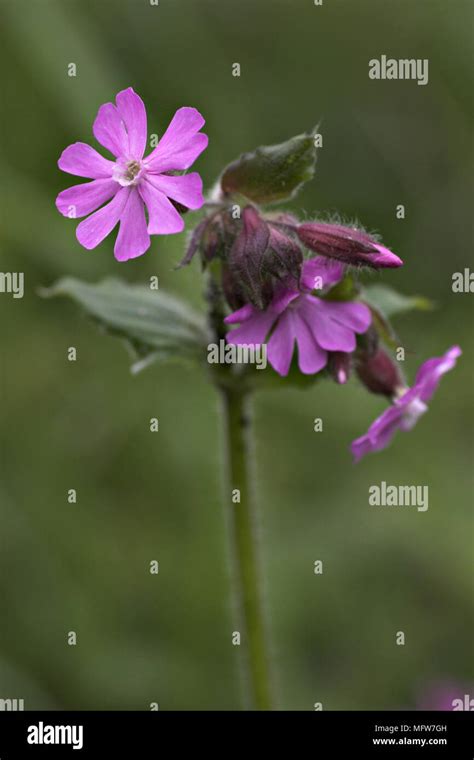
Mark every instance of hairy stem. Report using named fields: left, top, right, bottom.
left=219, top=384, right=273, bottom=710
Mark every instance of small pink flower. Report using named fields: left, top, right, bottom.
left=56, top=87, right=208, bottom=261
left=224, top=257, right=372, bottom=376
left=351, top=346, right=461, bottom=462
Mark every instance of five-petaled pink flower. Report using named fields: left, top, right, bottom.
left=56, top=87, right=208, bottom=261
left=351, top=345, right=461, bottom=462
left=225, top=257, right=372, bottom=376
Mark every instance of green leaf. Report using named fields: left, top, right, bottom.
left=41, top=278, right=210, bottom=374
left=323, top=273, right=358, bottom=302
left=360, top=284, right=433, bottom=319
left=220, top=128, right=318, bottom=205
left=368, top=306, right=399, bottom=350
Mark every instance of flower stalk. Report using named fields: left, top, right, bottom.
left=219, top=383, right=273, bottom=710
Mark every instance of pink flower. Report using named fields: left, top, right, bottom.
left=56, top=88, right=208, bottom=261
left=224, top=257, right=372, bottom=376
left=351, top=346, right=461, bottom=462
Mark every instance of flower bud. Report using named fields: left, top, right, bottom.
left=328, top=352, right=352, bottom=384
left=177, top=218, right=208, bottom=268
left=228, top=206, right=303, bottom=308
left=266, top=223, right=302, bottom=285
left=178, top=211, right=232, bottom=268
left=221, top=263, right=247, bottom=311
left=297, top=222, right=403, bottom=269
left=228, top=206, right=271, bottom=308
left=356, top=348, right=404, bottom=397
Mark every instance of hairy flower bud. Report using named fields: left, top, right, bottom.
left=297, top=222, right=402, bottom=269
left=227, top=206, right=303, bottom=308
left=221, top=263, right=247, bottom=311
left=178, top=211, right=234, bottom=268
left=228, top=206, right=271, bottom=308
left=356, top=348, right=404, bottom=397
left=178, top=218, right=209, bottom=267
left=266, top=224, right=302, bottom=285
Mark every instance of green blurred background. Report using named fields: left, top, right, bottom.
left=0, top=0, right=472, bottom=710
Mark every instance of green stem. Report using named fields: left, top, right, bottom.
left=219, top=384, right=273, bottom=710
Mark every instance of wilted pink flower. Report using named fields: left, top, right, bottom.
left=297, top=221, right=402, bottom=269
left=56, top=87, right=207, bottom=261
left=225, top=257, right=371, bottom=376
left=352, top=345, right=461, bottom=462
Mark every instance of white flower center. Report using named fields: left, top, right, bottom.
left=113, top=158, right=144, bottom=187
left=400, top=394, right=428, bottom=430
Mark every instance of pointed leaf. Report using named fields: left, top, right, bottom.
left=42, top=278, right=210, bottom=373
left=361, top=284, right=433, bottom=318
left=220, top=129, right=318, bottom=204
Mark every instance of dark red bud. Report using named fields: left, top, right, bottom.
left=356, top=348, right=404, bottom=397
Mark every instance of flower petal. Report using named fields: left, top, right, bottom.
left=414, top=345, right=462, bottom=403
left=293, top=313, right=328, bottom=374
left=351, top=405, right=403, bottom=462
left=270, top=285, right=300, bottom=316
left=76, top=186, right=130, bottom=249
left=114, top=188, right=150, bottom=261
left=58, top=142, right=116, bottom=178
left=147, top=134, right=208, bottom=173
left=138, top=180, right=184, bottom=235
left=267, top=312, right=295, bottom=376
left=93, top=102, right=129, bottom=158
left=226, top=309, right=276, bottom=346
left=373, top=244, right=403, bottom=268
left=56, top=179, right=118, bottom=218
left=397, top=397, right=428, bottom=431
left=145, top=107, right=208, bottom=172
left=224, top=303, right=256, bottom=325
left=115, top=87, right=147, bottom=160
left=320, top=299, right=372, bottom=333
left=146, top=172, right=204, bottom=210
left=299, top=296, right=357, bottom=352
left=300, top=256, right=345, bottom=292
left=138, top=180, right=184, bottom=234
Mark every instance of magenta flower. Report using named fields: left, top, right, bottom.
left=56, top=87, right=208, bottom=261
left=351, top=345, right=462, bottom=462
left=225, top=257, right=371, bottom=376
left=297, top=221, right=403, bottom=269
